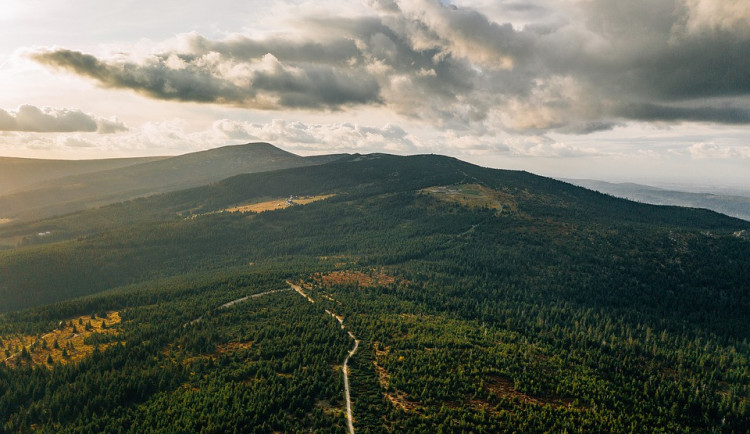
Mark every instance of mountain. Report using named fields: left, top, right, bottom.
left=0, top=151, right=748, bottom=432
left=0, top=155, right=166, bottom=195
left=0, top=143, right=345, bottom=222
left=566, top=178, right=750, bottom=221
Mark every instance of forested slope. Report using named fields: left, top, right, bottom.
left=0, top=152, right=748, bottom=432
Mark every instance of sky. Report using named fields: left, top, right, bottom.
left=1, top=0, right=749, bottom=188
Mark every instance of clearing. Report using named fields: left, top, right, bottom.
left=225, top=194, right=335, bottom=213
left=421, top=183, right=518, bottom=213
left=308, top=269, right=398, bottom=288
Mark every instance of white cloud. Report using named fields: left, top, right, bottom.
left=502, top=135, right=603, bottom=157
left=212, top=119, right=417, bottom=153
left=688, top=142, right=750, bottom=159
left=0, top=105, right=127, bottom=133
left=680, top=0, right=750, bottom=36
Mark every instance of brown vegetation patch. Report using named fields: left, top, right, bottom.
left=309, top=269, right=398, bottom=289
left=372, top=342, right=420, bottom=412
left=384, top=389, right=420, bottom=412
left=485, top=375, right=576, bottom=409
left=225, top=194, right=335, bottom=214
left=421, top=184, right=519, bottom=214
left=181, top=340, right=254, bottom=365
left=1, top=312, right=122, bottom=368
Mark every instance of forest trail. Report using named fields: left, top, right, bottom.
left=184, top=288, right=292, bottom=327
left=343, top=331, right=360, bottom=434
left=218, top=288, right=291, bottom=309
left=186, top=282, right=359, bottom=432
left=288, top=281, right=315, bottom=303
left=288, top=281, right=359, bottom=434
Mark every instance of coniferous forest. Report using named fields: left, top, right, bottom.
left=1, top=151, right=749, bottom=432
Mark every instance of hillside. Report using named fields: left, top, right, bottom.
left=567, top=179, right=750, bottom=221
left=0, top=151, right=748, bottom=432
left=0, top=142, right=344, bottom=222
left=0, top=155, right=166, bottom=196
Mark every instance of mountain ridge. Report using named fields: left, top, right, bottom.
left=1, top=150, right=746, bottom=309
left=0, top=142, right=347, bottom=222
left=0, top=155, right=167, bottom=195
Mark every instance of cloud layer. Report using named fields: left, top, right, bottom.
left=29, top=0, right=750, bottom=134
left=0, top=105, right=127, bottom=133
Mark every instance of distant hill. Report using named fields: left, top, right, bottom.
left=0, top=155, right=166, bottom=195
left=0, top=143, right=345, bottom=222
left=566, top=179, right=750, bottom=221
left=4, top=152, right=745, bottom=251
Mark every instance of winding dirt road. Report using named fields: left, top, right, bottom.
left=288, top=281, right=359, bottom=434
left=343, top=331, right=360, bottom=434
left=187, top=282, right=360, bottom=432
left=218, top=288, right=291, bottom=309
left=185, top=288, right=292, bottom=327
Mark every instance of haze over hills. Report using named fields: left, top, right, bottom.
left=566, top=179, right=750, bottom=222
left=0, top=146, right=748, bottom=432
left=0, top=143, right=345, bottom=222
left=0, top=156, right=167, bottom=195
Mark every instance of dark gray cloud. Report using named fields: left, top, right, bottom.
left=32, top=49, right=255, bottom=105
left=32, top=46, right=380, bottom=110
left=619, top=103, right=750, bottom=124
left=0, top=104, right=127, bottom=133
left=29, top=0, right=750, bottom=132
left=187, top=33, right=362, bottom=65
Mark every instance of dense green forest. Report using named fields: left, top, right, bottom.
left=1, top=152, right=748, bottom=432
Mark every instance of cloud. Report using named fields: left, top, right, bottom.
left=619, top=103, right=750, bottom=124
left=63, top=137, right=97, bottom=148
left=503, top=135, right=604, bottom=157
left=96, top=118, right=129, bottom=134
left=27, top=0, right=750, bottom=133
left=0, top=116, right=422, bottom=156
left=31, top=46, right=381, bottom=110
left=687, top=142, right=750, bottom=159
left=212, top=119, right=417, bottom=152
left=681, top=0, right=750, bottom=36
left=0, top=105, right=127, bottom=133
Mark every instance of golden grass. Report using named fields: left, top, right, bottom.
left=422, top=184, right=518, bottom=213
left=225, top=194, right=336, bottom=214
left=0, top=218, right=11, bottom=225
left=1, top=312, right=121, bottom=368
